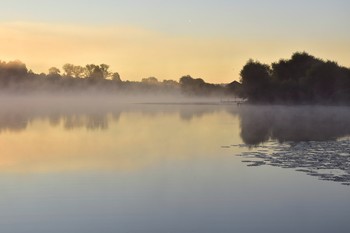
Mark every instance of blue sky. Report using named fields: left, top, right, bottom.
left=0, top=0, right=349, bottom=82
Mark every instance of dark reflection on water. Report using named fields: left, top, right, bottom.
left=0, top=101, right=226, bottom=133
left=0, top=111, right=114, bottom=131
left=234, top=105, right=350, bottom=186
left=237, top=105, right=350, bottom=145
left=2, top=102, right=350, bottom=142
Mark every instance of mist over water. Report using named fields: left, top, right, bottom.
left=2, top=98, right=350, bottom=141
left=0, top=94, right=226, bottom=132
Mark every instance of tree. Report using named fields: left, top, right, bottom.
left=240, top=60, right=271, bottom=102
left=180, top=75, right=204, bottom=86
left=142, top=77, right=158, bottom=84
left=0, top=60, right=28, bottom=85
left=49, top=67, right=60, bottom=75
left=226, top=81, right=243, bottom=97
left=85, top=64, right=103, bottom=79
left=85, top=64, right=110, bottom=79
left=72, top=65, right=85, bottom=78
left=179, top=75, right=216, bottom=96
left=63, top=63, right=74, bottom=77
left=163, top=79, right=178, bottom=86
left=63, top=64, right=85, bottom=78
left=305, top=61, right=340, bottom=102
left=111, top=72, right=122, bottom=82
left=99, top=64, right=110, bottom=79
left=272, top=52, right=319, bottom=81
left=0, top=60, right=28, bottom=77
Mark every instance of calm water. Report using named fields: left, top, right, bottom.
left=0, top=102, right=349, bottom=233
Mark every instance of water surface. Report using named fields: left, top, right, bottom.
left=0, top=102, right=349, bottom=233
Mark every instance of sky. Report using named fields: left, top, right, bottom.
left=0, top=0, right=349, bottom=83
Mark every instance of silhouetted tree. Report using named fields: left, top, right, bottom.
left=272, top=52, right=319, bottom=81
left=239, top=52, right=350, bottom=104
left=49, top=67, right=60, bottom=75
left=163, top=79, right=179, bottom=86
left=0, top=52, right=349, bottom=102
left=72, top=65, right=85, bottom=78
left=62, top=64, right=74, bottom=77
left=269, top=52, right=322, bottom=102
left=85, top=64, right=110, bottom=80
left=305, top=61, right=339, bottom=102
left=85, top=64, right=103, bottom=79
left=142, top=77, right=158, bottom=84
left=179, top=75, right=224, bottom=96
left=240, top=60, right=271, bottom=102
left=99, top=64, right=110, bottom=79
left=0, top=60, right=28, bottom=86
left=180, top=75, right=205, bottom=95
left=111, top=72, right=122, bottom=82
left=47, top=67, right=62, bottom=81
left=225, top=81, right=243, bottom=97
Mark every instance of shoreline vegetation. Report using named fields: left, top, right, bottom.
left=239, top=52, right=350, bottom=105
left=0, top=52, right=349, bottom=105
left=0, top=61, right=238, bottom=99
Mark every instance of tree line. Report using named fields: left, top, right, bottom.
left=239, top=52, right=350, bottom=104
left=0, top=60, right=235, bottom=96
left=2, top=52, right=348, bottom=103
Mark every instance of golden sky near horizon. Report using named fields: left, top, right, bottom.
left=1, top=0, right=350, bottom=83
left=1, top=22, right=349, bottom=83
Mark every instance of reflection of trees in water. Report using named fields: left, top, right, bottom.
left=238, top=106, right=350, bottom=145
left=179, top=108, right=214, bottom=121
left=62, top=114, right=109, bottom=130
left=0, top=104, right=227, bottom=133
left=0, top=111, right=122, bottom=132
left=133, top=104, right=225, bottom=122
left=0, top=113, right=29, bottom=132
left=235, top=106, right=350, bottom=186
